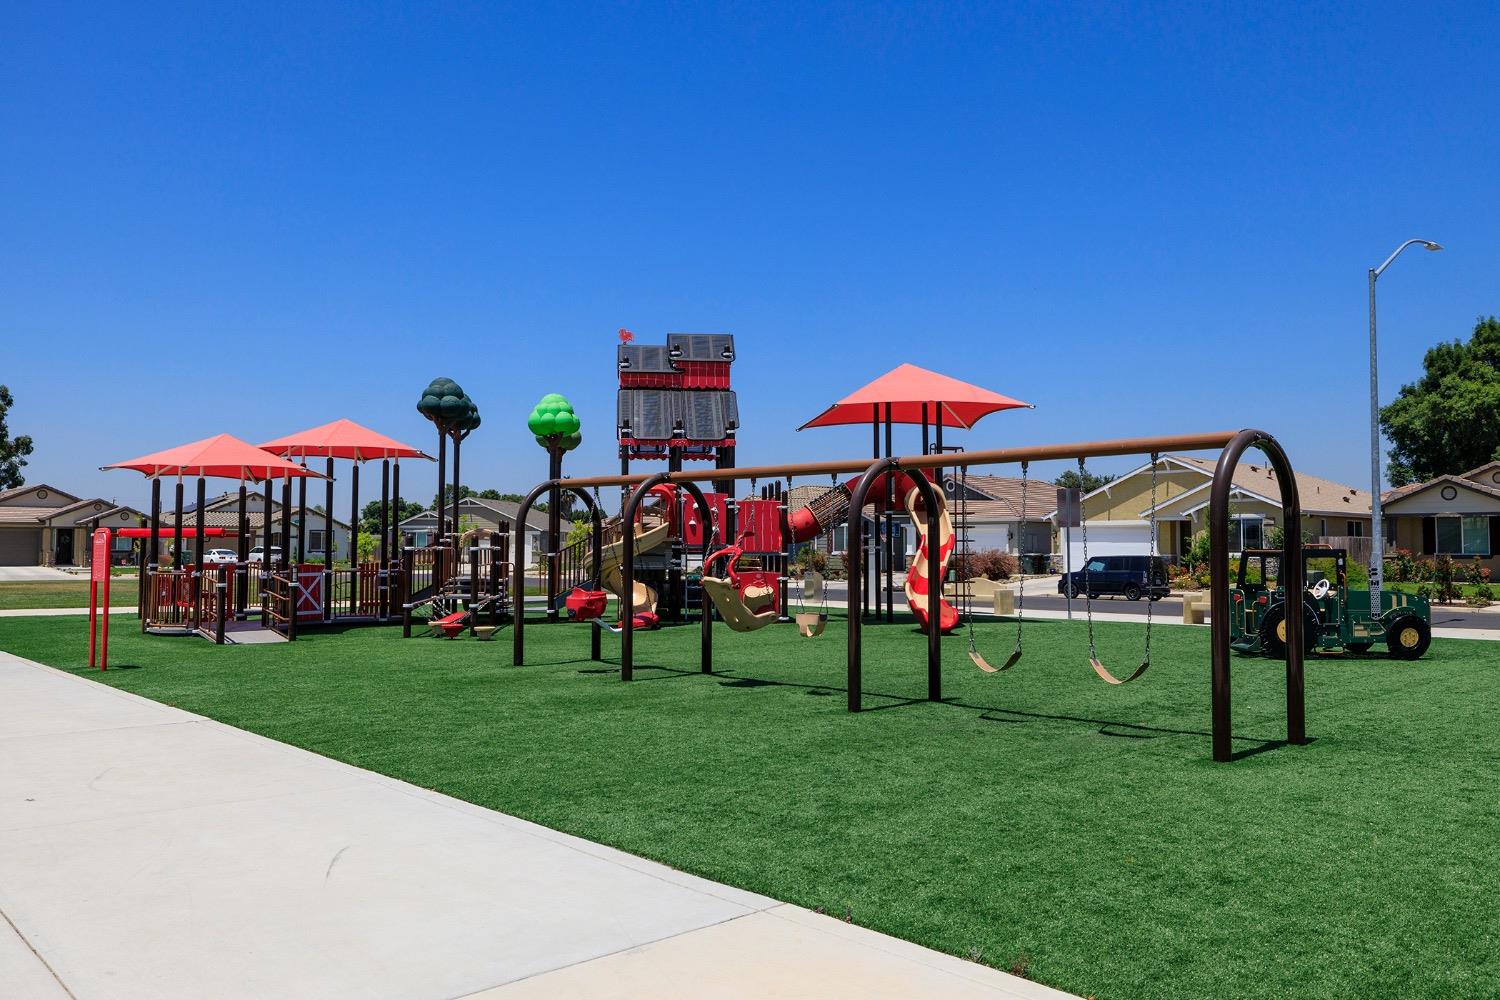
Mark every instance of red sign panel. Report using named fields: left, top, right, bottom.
left=88, top=528, right=112, bottom=670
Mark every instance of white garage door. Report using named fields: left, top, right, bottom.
left=965, top=525, right=1012, bottom=552
left=1061, top=523, right=1151, bottom=569
left=0, top=527, right=42, bottom=566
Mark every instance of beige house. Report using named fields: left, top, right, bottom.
left=1382, top=462, right=1500, bottom=573
left=1050, top=455, right=1372, bottom=566
left=0, top=484, right=145, bottom=567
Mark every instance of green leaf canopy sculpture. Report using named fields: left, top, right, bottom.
left=528, top=393, right=582, bottom=452
left=417, top=377, right=481, bottom=436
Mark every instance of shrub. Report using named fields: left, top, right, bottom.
left=1389, top=548, right=1418, bottom=583
left=953, top=549, right=1017, bottom=581
left=1431, top=555, right=1459, bottom=604
left=793, top=545, right=828, bottom=576
left=1184, top=530, right=1212, bottom=571
left=1465, top=581, right=1494, bottom=608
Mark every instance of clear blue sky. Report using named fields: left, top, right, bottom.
left=3, top=3, right=1495, bottom=509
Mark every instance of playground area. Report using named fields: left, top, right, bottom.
left=4, top=610, right=1495, bottom=1000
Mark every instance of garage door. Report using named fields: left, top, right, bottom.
left=1061, top=523, right=1150, bottom=569
left=966, top=525, right=1012, bottom=552
left=0, top=527, right=42, bottom=565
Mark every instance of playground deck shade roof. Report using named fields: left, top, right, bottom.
left=259, top=419, right=432, bottom=461
left=618, top=390, right=739, bottom=440
left=103, top=434, right=326, bottom=480
left=797, top=363, right=1031, bottom=430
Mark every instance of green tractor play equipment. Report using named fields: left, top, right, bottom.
left=1228, top=546, right=1431, bottom=660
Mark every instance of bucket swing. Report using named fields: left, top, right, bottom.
left=795, top=567, right=829, bottom=637
left=1077, top=453, right=1159, bottom=685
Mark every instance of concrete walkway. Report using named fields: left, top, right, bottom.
left=0, top=567, right=79, bottom=582
left=0, top=651, right=1072, bottom=1000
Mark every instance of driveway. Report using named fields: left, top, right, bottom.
left=0, top=566, right=78, bottom=582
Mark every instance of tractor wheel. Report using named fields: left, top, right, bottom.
left=1385, top=614, right=1431, bottom=660
left=1123, top=583, right=1143, bottom=601
left=1259, top=604, right=1319, bottom=658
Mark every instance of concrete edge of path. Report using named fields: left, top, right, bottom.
left=0, top=651, right=1079, bottom=1000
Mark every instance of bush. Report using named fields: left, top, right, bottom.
left=1431, top=555, right=1460, bottom=604
left=793, top=545, right=828, bottom=576
left=953, top=548, right=1016, bottom=581
left=1184, top=530, right=1212, bottom=571
left=1465, top=581, right=1494, bottom=608
left=1389, top=548, right=1418, bottom=584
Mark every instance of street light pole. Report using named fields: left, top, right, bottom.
left=1368, top=238, right=1442, bottom=619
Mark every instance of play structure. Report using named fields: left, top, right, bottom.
left=1229, top=545, right=1432, bottom=659
left=104, top=389, right=514, bottom=644
left=515, top=429, right=1312, bottom=763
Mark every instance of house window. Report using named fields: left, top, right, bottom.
left=1435, top=515, right=1488, bottom=556
left=1346, top=521, right=1363, bottom=538
left=307, top=529, right=327, bottom=553
left=1384, top=519, right=1397, bottom=545
left=1230, top=515, right=1263, bottom=552
left=832, top=524, right=848, bottom=551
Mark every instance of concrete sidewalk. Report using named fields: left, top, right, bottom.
left=0, top=651, right=1072, bottom=1000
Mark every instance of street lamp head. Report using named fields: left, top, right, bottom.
left=1422, top=241, right=1443, bottom=251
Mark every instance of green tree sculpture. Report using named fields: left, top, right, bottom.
left=527, top=393, right=582, bottom=453
left=416, top=377, right=481, bottom=538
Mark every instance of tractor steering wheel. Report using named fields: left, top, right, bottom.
left=1310, top=578, right=1330, bottom=600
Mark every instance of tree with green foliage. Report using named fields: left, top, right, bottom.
left=1054, top=468, right=1116, bottom=494
left=0, top=385, right=35, bottom=491
left=360, top=498, right=426, bottom=535
left=1380, top=316, right=1500, bottom=486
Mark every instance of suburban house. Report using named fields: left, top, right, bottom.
left=399, top=496, right=559, bottom=567
left=1381, top=462, right=1500, bottom=572
left=1051, top=455, right=1372, bottom=567
left=157, top=492, right=352, bottom=562
left=0, top=484, right=145, bottom=567
left=954, top=474, right=1058, bottom=571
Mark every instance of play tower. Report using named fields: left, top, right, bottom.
left=614, top=331, right=739, bottom=619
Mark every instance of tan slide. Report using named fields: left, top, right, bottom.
left=593, top=520, right=669, bottom=617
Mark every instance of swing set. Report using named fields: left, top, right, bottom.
left=512, top=429, right=1311, bottom=762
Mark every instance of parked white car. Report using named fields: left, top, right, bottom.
left=246, top=546, right=282, bottom=564
left=202, top=548, right=238, bottom=565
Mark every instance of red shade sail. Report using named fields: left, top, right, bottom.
left=259, top=418, right=432, bottom=462
left=798, top=363, right=1032, bottom=430
left=102, top=434, right=325, bottom=480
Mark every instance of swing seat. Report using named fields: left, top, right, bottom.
left=1089, top=657, right=1151, bottom=685
left=702, top=575, right=778, bottom=632
left=564, top=586, right=609, bottom=622
left=795, top=612, right=827, bottom=638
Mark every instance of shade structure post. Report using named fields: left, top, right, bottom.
left=194, top=477, right=206, bottom=631
left=324, top=457, right=334, bottom=623
left=350, top=461, right=360, bottom=617
left=145, top=477, right=161, bottom=632
left=546, top=446, right=563, bottom=622
left=297, top=471, right=307, bottom=563
left=261, top=475, right=273, bottom=626
left=876, top=401, right=888, bottom=620
left=280, top=476, right=292, bottom=573
left=379, top=458, right=391, bottom=620
left=236, top=482, right=248, bottom=619
left=391, top=460, right=402, bottom=617
left=172, top=477, right=184, bottom=576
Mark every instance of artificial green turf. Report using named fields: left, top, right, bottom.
left=2, top=612, right=1496, bottom=999
left=0, top=580, right=137, bottom=610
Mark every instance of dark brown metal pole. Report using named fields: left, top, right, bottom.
left=869, top=416, right=878, bottom=619
left=172, top=478, right=183, bottom=575
left=391, top=460, right=402, bottom=619
left=145, top=477, right=161, bottom=632
left=297, top=470, right=307, bottom=564
left=280, top=476, right=292, bottom=572
left=379, top=458, right=390, bottom=620
left=349, top=462, right=359, bottom=616
left=193, top=476, right=206, bottom=631
left=876, top=401, right=888, bottom=620
left=546, top=446, right=563, bottom=622
left=451, top=433, right=462, bottom=542
left=236, top=481, right=248, bottom=619
left=512, top=481, right=553, bottom=666
left=324, top=457, right=334, bottom=623
left=436, top=431, right=447, bottom=540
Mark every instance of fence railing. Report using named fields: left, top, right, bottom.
left=263, top=571, right=295, bottom=640
left=143, top=569, right=195, bottom=631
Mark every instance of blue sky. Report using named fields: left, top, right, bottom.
left=3, top=3, right=1495, bottom=509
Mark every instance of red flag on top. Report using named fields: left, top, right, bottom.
left=618, top=328, right=635, bottom=344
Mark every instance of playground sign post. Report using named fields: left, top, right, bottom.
left=88, top=528, right=111, bottom=670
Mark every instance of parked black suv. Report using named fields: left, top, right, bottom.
left=1059, top=555, right=1169, bottom=601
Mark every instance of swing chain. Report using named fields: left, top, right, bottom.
left=1079, top=458, right=1098, bottom=660
left=1144, top=452, right=1159, bottom=665
left=1013, top=462, right=1027, bottom=654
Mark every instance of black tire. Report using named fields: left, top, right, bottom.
left=1147, top=593, right=1163, bottom=603
left=1087, top=592, right=1100, bottom=601
left=1123, top=583, right=1143, bottom=601
left=1385, top=614, right=1431, bottom=660
left=1062, top=580, right=1081, bottom=598
left=1259, top=603, right=1319, bottom=658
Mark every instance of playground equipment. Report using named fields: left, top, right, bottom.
left=794, top=570, right=829, bottom=637
left=952, top=461, right=1030, bottom=673
left=516, top=429, right=1309, bottom=763
left=1229, top=545, right=1432, bottom=659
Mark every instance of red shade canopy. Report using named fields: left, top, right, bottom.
left=798, top=363, right=1032, bottom=430
left=259, top=419, right=432, bottom=462
left=102, top=434, right=325, bottom=480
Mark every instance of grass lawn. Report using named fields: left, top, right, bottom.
left=0, top=580, right=137, bottom=610
left=1, top=612, right=1495, bottom=999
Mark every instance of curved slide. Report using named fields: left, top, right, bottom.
left=593, top=520, right=669, bottom=620
left=902, top=481, right=960, bottom=634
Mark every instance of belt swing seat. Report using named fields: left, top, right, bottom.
left=960, top=462, right=1029, bottom=674
left=1076, top=452, right=1160, bottom=685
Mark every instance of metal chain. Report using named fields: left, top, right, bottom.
left=1013, top=462, right=1027, bottom=653
left=1079, top=458, right=1098, bottom=659
left=1144, top=453, right=1158, bottom=665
